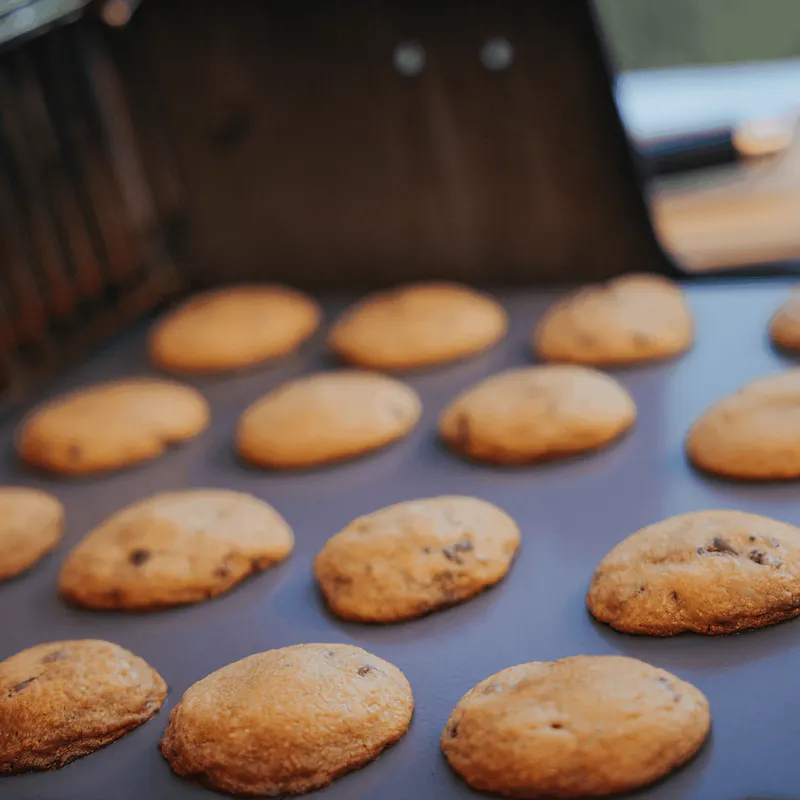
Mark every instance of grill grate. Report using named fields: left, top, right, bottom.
left=0, top=16, right=179, bottom=418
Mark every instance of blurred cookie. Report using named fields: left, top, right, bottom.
left=441, top=655, right=709, bottom=798
left=0, top=639, right=166, bottom=773
left=59, top=490, right=293, bottom=610
left=329, top=282, right=507, bottom=371
left=17, top=379, right=209, bottom=476
left=439, top=365, right=635, bottom=464
left=770, top=286, right=800, bottom=350
left=315, top=496, right=520, bottom=622
left=149, top=285, right=320, bottom=374
left=588, top=510, right=800, bottom=635
left=160, top=643, right=413, bottom=796
left=687, top=370, right=800, bottom=479
left=236, top=371, right=421, bottom=468
left=533, top=273, right=693, bottom=366
left=0, top=488, right=64, bottom=581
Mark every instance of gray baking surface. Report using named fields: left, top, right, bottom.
left=2, top=278, right=800, bottom=800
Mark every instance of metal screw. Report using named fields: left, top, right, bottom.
left=393, top=41, right=426, bottom=77
left=480, top=38, right=514, bottom=72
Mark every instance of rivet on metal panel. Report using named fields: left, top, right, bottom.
left=393, top=41, right=425, bottom=77
left=480, top=37, right=514, bottom=72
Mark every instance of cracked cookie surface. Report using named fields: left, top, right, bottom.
left=587, top=510, right=800, bottom=635
left=533, top=273, right=693, bottom=366
left=17, top=379, right=209, bottom=476
left=59, top=490, right=293, bottom=610
left=160, top=643, right=413, bottom=796
left=441, top=655, right=709, bottom=798
left=0, top=639, right=166, bottom=773
left=314, top=496, right=520, bottom=622
left=438, top=365, right=635, bottom=465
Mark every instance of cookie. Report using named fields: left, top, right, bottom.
left=17, top=378, right=209, bottom=476
left=59, top=490, right=293, bottom=610
left=0, top=488, right=64, bottom=582
left=236, top=370, right=421, bottom=468
left=149, top=285, right=320, bottom=374
left=439, top=365, right=636, bottom=464
left=770, top=286, right=800, bottom=350
left=686, top=369, right=800, bottom=480
left=160, top=643, right=413, bottom=796
left=588, top=510, right=800, bottom=635
left=0, top=639, right=166, bottom=773
left=533, top=273, right=693, bottom=366
left=441, top=655, right=709, bottom=798
left=329, top=282, right=507, bottom=371
left=315, top=496, right=520, bottom=622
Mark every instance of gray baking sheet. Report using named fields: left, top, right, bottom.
left=2, top=278, right=800, bottom=800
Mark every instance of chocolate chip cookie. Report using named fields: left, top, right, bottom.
left=588, top=510, right=800, bottom=635
left=533, top=273, right=693, bottom=366
left=315, top=496, right=520, bottom=622
left=160, top=643, right=413, bottom=796
left=0, top=640, right=166, bottom=772
left=59, top=490, right=294, bottom=610
left=439, top=365, right=636, bottom=464
left=441, top=655, right=709, bottom=797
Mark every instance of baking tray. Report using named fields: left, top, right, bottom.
left=2, top=277, right=800, bottom=800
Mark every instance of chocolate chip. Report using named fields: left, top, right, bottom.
left=748, top=535, right=756, bottom=543
left=358, top=665, right=373, bottom=677
left=448, top=722, right=459, bottom=738
left=213, top=566, right=230, bottom=578
left=749, top=550, right=783, bottom=568
left=324, top=649, right=335, bottom=658
left=41, top=650, right=67, bottom=664
left=9, top=676, right=37, bottom=695
left=442, top=539, right=474, bottom=564
left=698, top=537, right=738, bottom=556
left=671, top=590, right=679, bottom=602
left=128, top=549, right=151, bottom=566
left=634, top=585, right=647, bottom=596
left=550, top=722, right=564, bottom=729
left=422, top=547, right=432, bottom=555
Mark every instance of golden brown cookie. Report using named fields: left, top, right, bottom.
left=59, top=490, right=293, bottom=610
left=769, top=286, right=800, bottom=350
left=160, top=643, right=413, bottom=796
left=236, top=370, right=421, bottom=469
left=533, top=273, right=693, bottom=366
left=329, top=282, right=507, bottom=371
left=0, top=639, right=166, bottom=773
left=315, top=496, right=520, bottom=622
left=0, top=488, right=64, bottom=582
left=687, top=369, right=800, bottom=480
left=441, top=655, right=709, bottom=798
left=149, top=285, right=320, bottom=374
left=17, top=378, right=209, bottom=476
left=439, top=365, right=636, bottom=465
left=588, top=510, right=800, bottom=635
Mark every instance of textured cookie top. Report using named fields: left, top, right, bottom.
left=0, top=640, right=166, bottom=773
left=769, top=286, right=800, bottom=350
left=17, top=379, right=209, bottom=476
left=160, top=643, right=413, bottom=796
left=329, top=282, right=508, bottom=370
left=533, top=273, right=693, bottom=366
left=686, top=370, right=800, bottom=480
left=439, top=365, right=636, bottom=464
left=236, top=371, right=421, bottom=468
left=588, top=510, right=800, bottom=635
left=315, top=496, right=520, bottom=622
left=149, top=285, right=320, bottom=373
left=0, top=487, right=64, bottom=581
left=442, top=655, right=709, bottom=798
left=59, top=490, right=294, bottom=610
